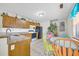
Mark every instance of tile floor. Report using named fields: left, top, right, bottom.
left=30, top=39, right=45, bottom=56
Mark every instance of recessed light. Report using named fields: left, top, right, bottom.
left=35, top=11, right=45, bottom=17
left=39, top=13, right=44, bottom=17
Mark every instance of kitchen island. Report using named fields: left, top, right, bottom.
left=0, top=28, right=38, bottom=56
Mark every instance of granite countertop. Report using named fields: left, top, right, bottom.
left=0, top=33, right=34, bottom=44
left=0, top=28, right=37, bottom=44
left=8, top=35, right=31, bottom=44
left=0, top=28, right=36, bottom=37
left=0, top=35, right=31, bottom=44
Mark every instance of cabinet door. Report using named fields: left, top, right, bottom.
left=8, top=43, right=17, bottom=56
left=8, top=40, right=31, bottom=56
left=25, top=21, right=30, bottom=28
left=3, top=16, right=11, bottom=27
left=16, top=19, right=25, bottom=28
left=20, top=40, right=30, bottom=56
left=8, top=42, right=20, bottom=56
left=3, top=16, right=16, bottom=28
left=10, top=17, right=16, bottom=28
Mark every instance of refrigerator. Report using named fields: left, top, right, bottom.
left=35, top=26, right=42, bottom=39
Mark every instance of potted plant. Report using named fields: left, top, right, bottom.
left=48, top=23, right=58, bottom=36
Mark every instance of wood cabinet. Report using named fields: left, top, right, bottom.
left=8, top=39, right=31, bottom=56
left=35, top=23, right=40, bottom=26
left=2, top=15, right=40, bottom=28
left=10, top=17, right=16, bottom=28
left=3, top=15, right=16, bottom=28
left=25, top=21, right=30, bottom=28
left=3, top=15, right=9, bottom=27
left=20, top=40, right=31, bottom=56
left=29, top=21, right=40, bottom=26
left=8, top=42, right=19, bottom=56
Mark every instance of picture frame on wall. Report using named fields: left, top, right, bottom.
left=60, top=22, right=65, bottom=31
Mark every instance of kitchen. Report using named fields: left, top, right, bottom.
left=1, top=3, right=79, bottom=56
left=0, top=12, right=42, bottom=56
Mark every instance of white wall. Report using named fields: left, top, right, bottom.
left=66, top=19, right=73, bottom=36
left=40, top=19, right=68, bottom=38
left=73, top=12, right=79, bottom=37
left=0, top=15, right=3, bottom=28
left=40, top=20, right=50, bottom=38
left=0, top=3, right=74, bottom=22
left=65, top=12, right=79, bottom=37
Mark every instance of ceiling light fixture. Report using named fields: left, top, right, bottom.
left=39, top=13, right=44, bottom=17
left=35, top=11, right=45, bottom=17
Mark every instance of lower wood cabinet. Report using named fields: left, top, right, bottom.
left=8, top=39, right=31, bottom=56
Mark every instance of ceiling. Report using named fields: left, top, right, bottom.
left=0, top=3, right=74, bottom=22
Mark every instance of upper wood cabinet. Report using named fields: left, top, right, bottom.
left=16, top=19, right=31, bottom=28
left=2, top=15, right=40, bottom=28
left=3, top=15, right=16, bottom=28
left=10, top=16, right=16, bottom=28
left=29, top=21, right=40, bottom=27
left=3, top=16, right=9, bottom=27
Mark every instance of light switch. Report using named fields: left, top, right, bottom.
left=10, top=44, right=15, bottom=50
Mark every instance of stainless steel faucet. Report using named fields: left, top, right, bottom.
left=6, top=28, right=11, bottom=44
left=6, top=28, right=11, bottom=35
